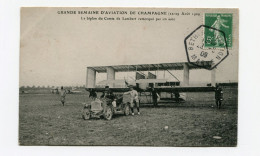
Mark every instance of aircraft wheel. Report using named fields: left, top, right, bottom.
left=104, top=107, right=113, bottom=120
left=82, top=108, right=90, bottom=120
left=124, top=104, right=130, bottom=116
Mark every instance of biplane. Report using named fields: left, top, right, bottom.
left=85, top=61, right=216, bottom=104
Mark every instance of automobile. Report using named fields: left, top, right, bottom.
left=82, top=94, right=130, bottom=120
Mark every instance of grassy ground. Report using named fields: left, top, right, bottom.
left=19, top=87, right=237, bottom=146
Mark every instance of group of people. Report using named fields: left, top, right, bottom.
left=99, top=85, right=140, bottom=115
left=58, top=84, right=224, bottom=109
left=59, top=85, right=141, bottom=115
left=59, top=85, right=169, bottom=111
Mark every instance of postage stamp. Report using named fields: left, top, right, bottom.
left=204, top=13, right=233, bottom=48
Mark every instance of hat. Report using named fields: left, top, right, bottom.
left=128, top=85, right=134, bottom=88
left=105, top=86, right=110, bottom=91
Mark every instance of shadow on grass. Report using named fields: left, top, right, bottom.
left=140, top=103, right=213, bottom=109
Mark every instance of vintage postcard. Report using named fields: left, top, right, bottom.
left=20, top=7, right=238, bottom=146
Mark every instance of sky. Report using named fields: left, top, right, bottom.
left=20, top=8, right=239, bottom=87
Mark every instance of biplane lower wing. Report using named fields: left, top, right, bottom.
left=155, top=87, right=215, bottom=92
left=86, top=86, right=215, bottom=93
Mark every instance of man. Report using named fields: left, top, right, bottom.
left=174, top=92, right=180, bottom=103
left=151, top=88, right=159, bottom=107
left=100, top=86, right=115, bottom=99
left=60, top=86, right=66, bottom=106
left=124, top=85, right=140, bottom=115
left=100, top=86, right=117, bottom=109
left=215, top=84, right=223, bottom=109
left=89, top=89, right=97, bottom=99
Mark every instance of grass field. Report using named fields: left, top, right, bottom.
left=19, top=87, right=237, bottom=146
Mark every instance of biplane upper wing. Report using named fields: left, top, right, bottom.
left=86, top=61, right=215, bottom=93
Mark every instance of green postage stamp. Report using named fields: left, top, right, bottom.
left=204, top=13, right=233, bottom=48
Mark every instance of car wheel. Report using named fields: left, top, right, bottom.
left=82, top=108, right=90, bottom=120
left=124, top=104, right=130, bottom=116
left=104, top=107, right=113, bottom=120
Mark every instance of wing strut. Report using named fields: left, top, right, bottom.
left=166, top=69, right=180, bottom=82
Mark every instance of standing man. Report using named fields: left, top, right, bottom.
left=151, top=87, right=159, bottom=107
left=174, top=92, right=180, bottom=103
left=215, top=84, right=223, bottom=109
left=60, top=86, right=67, bottom=106
left=124, top=85, right=140, bottom=115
